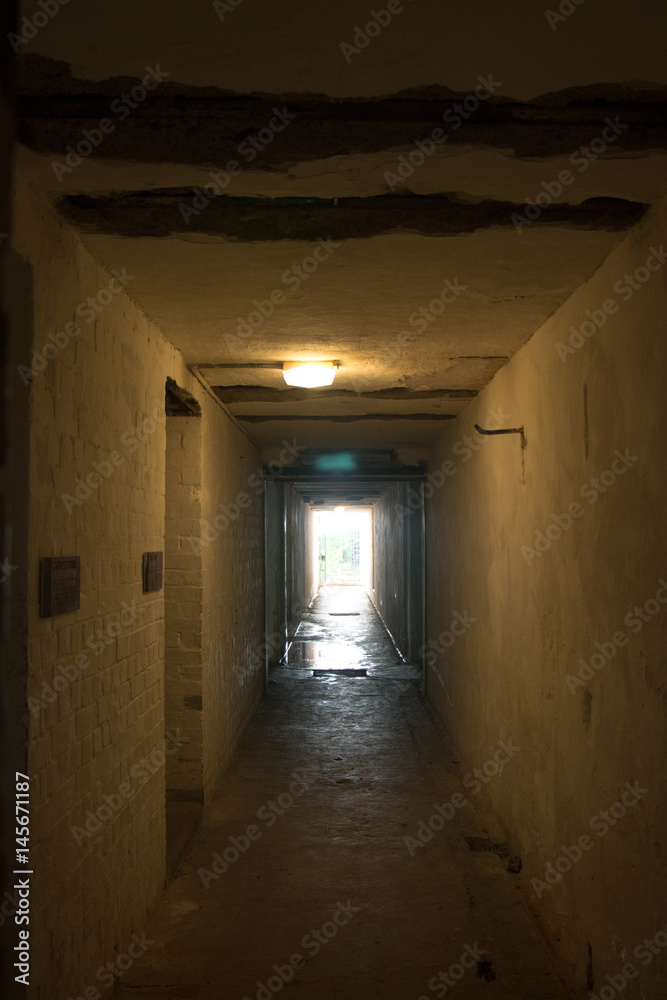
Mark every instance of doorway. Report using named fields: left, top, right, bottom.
left=315, top=508, right=372, bottom=592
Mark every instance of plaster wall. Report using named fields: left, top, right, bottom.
left=425, top=196, right=667, bottom=995
left=11, top=173, right=264, bottom=998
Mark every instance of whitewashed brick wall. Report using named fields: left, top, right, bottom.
left=12, top=174, right=265, bottom=999
left=200, top=408, right=264, bottom=800
left=165, top=416, right=203, bottom=799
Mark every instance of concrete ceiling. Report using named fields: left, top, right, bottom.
left=12, top=0, right=667, bottom=100
left=13, top=0, right=667, bottom=454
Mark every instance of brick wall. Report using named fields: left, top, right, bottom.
left=165, top=415, right=203, bottom=799
left=200, top=403, right=264, bottom=800
left=11, top=174, right=265, bottom=998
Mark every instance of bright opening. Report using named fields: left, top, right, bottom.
left=314, top=507, right=372, bottom=592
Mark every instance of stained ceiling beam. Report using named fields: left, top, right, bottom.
left=58, top=192, right=648, bottom=240
left=16, top=58, right=667, bottom=163
left=214, top=387, right=479, bottom=403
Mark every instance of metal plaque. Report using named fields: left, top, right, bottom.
left=40, top=556, right=80, bottom=618
left=143, top=551, right=163, bottom=593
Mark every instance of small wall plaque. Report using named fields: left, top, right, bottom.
left=143, top=551, right=163, bottom=593
left=40, top=556, right=80, bottom=618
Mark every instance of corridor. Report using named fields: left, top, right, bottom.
left=117, top=588, right=571, bottom=1000
left=3, top=5, right=666, bottom=998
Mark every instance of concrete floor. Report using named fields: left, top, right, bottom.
left=117, top=587, right=580, bottom=999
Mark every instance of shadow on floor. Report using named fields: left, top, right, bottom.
left=166, top=801, right=203, bottom=881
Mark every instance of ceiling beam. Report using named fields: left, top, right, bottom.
left=213, top=387, right=478, bottom=403
left=241, top=414, right=456, bottom=422
left=16, top=57, right=667, bottom=162
left=58, top=191, right=648, bottom=239
left=264, top=471, right=427, bottom=481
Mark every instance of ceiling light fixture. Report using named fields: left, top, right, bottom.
left=282, top=361, right=336, bottom=389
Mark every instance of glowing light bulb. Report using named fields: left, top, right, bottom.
left=282, top=361, right=336, bottom=388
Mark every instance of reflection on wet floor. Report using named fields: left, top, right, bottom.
left=285, top=586, right=418, bottom=680
left=288, top=640, right=364, bottom=668
left=117, top=583, right=575, bottom=1000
